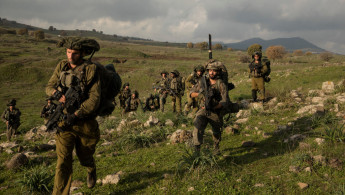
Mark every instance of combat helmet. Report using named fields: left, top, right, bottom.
left=123, top=82, right=130, bottom=88
left=57, top=37, right=100, bottom=56
left=205, top=59, right=222, bottom=71
left=160, top=70, right=168, bottom=76
left=252, top=51, right=262, bottom=60
left=170, top=70, right=180, bottom=76
left=7, top=99, right=16, bottom=106
left=194, top=65, right=205, bottom=73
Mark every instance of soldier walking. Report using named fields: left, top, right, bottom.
left=155, top=70, right=170, bottom=112
left=1, top=99, right=21, bottom=141
left=169, top=70, right=184, bottom=114
left=190, top=61, right=228, bottom=155
left=46, top=37, right=102, bottom=194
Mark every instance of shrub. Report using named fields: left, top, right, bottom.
left=178, top=147, right=218, bottom=172
left=227, top=48, right=233, bottom=52
left=213, top=43, right=223, bottom=50
left=17, top=28, right=28, bottom=35
left=48, top=26, right=54, bottom=31
left=305, top=51, right=312, bottom=56
left=266, top=45, right=286, bottom=60
left=320, top=52, right=333, bottom=62
left=239, top=55, right=251, bottom=63
left=194, top=42, right=208, bottom=50
left=247, top=44, right=262, bottom=56
left=34, top=30, right=45, bottom=40
left=186, top=42, right=193, bottom=49
left=17, top=166, right=54, bottom=194
left=322, top=122, right=345, bottom=142
left=293, top=50, right=304, bottom=56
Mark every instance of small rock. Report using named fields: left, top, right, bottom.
left=165, top=119, right=174, bottom=126
left=162, top=173, right=172, bottom=179
left=254, top=127, right=258, bottom=131
left=160, top=187, right=167, bottom=191
left=5, top=149, right=13, bottom=154
left=235, top=118, right=248, bottom=124
left=298, top=182, right=309, bottom=189
left=250, top=102, right=264, bottom=111
left=101, top=171, right=124, bottom=185
left=267, top=97, right=278, bottom=107
left=181, top=124, right=187, bottom=128
left=289, top=166, right=300, bottom=173
left=70, top=186, right=79, bottom=193
left=312, top=97, right=324, bottom=104
left=328, top=158, right=343, bottom=170
left=241, top=141, right=255, bottom=147
left=224, top=126, right=239, bottom=135
left=150, top=162, right=155, bottom=166
left=298, top=142, right=310, bottom=150
left=270, top=119, right=275, bottom=123
left=322, top=81, right=334, bottom=94
left=101, top=141, right=112, bottom=146
left=170, top=129, right=192, bottom=144
left=188, top=187, right=195, bottom=192
left=284, top=134, right=305, bottom=143
left=334, top=104, right=339, bottom=112
left=313, top=155, right=326, bottom=165
left=315, top=138, right=325, bottom=145
left=254, top=183, right=264, bottom=187
left=6, top=153, right=29, bottom=169
left=304, top=167, right=312, bottom=172
left=71, top=180, right=84, bottom=188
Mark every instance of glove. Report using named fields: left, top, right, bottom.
left=65, top=113, right=77, bottom=126
left=52, top=90, right=63, bottom=101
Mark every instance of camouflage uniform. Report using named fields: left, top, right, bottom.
left=170, top=70, right=184, bottom=113
left=184, top=65, right=204, bottom=115
left=144, top=94, right=160, bottom=112
left=122, top=91, right=143, bottom=115
left=1, top=99, right=21, bottom=141
left=191, top=63, right=228, bottom=153
left=156, top=71, right=170, bottom=112
left=46, top=37, right=101, bottom=195
left=118, top=83, right=131, bottom=109
left=249, top=52, right=268, bottom=101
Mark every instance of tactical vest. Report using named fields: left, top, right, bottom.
left=59, top=62, right=88, bottom=93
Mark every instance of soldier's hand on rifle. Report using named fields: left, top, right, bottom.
left=6, top=121, right=9, bottom=126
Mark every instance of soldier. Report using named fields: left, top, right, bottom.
left=184, top=65, right=205, bottom=115
left=249, top=51, right=268, bottom=102
left=155, top=70, right=170, bottom=112
left=46, top=37, right=102, bottom=194
left=1, top=99, right=21, bottom=141
left=122, top=90, right=143, bottom=115
left=40, top=97, right=57, bottom=124
left=118, top=83, right=131, bottom=109
left=144, top=94, right=160, bottom=112
left=190, top=61, right=229, bottom=155
left=169, top=70, right=184, bottom=114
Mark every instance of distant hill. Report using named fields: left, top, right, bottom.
left=0, top=17, right=186, bottom=47
left=224, top=37, right=326, bottom=53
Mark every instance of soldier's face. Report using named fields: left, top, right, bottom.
left=162, top=73, right=166, bottom=78
left=254, top=55, right=260, bottom=61
left=197, top=71, right=202, bottom=76
left=132, top=93, right=136, bottom=98
left=67, top=49, right=83, bottom=65
left=208, top=69, right=217, bottom=79
left=9, top=106, right=13, bottom=110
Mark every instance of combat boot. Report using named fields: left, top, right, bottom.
left=87, top=169, right=97, bottom=189
left=252, top=90, right=257, bottom=102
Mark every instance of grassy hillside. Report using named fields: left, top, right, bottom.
left=0, top=33, right=345, bottom=194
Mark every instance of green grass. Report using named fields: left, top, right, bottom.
left=0, top=32, right=345, bottom=194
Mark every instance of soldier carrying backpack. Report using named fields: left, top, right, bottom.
left=46, top=37, right=121, bottom=194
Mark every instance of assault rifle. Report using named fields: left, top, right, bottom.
left=152, top=86, right=177, bottom=97
left=200, top=75, right=214, bottom=116
left=45, top=85, right=82, bottom=132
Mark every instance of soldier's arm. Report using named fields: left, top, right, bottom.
left=75, top=64, right=101, bottom=117
left=190, top=81, right=201, bottom=98
left=46, top=61, right=65, bottom=96
left=1, top=110, right=7, bottom=123
left=214, top=81, right=228, bottom=110
left=261, top=63, right=268, bottom=75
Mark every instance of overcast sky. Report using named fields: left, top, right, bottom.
left=1, top=0, right=345, bottom=54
